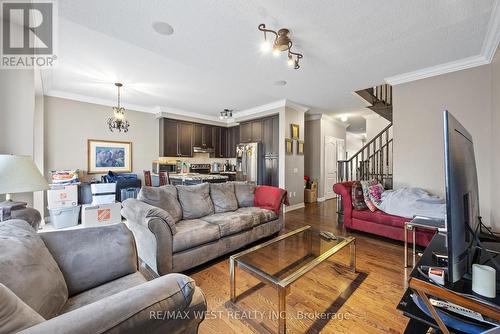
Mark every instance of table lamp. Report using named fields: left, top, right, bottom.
left=0, top=155, right=49, bottom=221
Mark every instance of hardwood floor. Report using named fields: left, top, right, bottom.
left=189, top=199, right=411, bottom=333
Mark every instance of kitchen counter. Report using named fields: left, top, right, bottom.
left=169, top=173, right=228, bottom=181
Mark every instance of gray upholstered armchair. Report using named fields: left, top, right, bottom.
left=0, top=220, right=207, bottom=334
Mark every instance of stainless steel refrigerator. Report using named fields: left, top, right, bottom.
left=236, top=143, right=260, bottom=183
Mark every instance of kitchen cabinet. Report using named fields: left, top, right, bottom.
left=159, top=119, right=193, bottom=157
left=227, top=126, right=239, bottom=158
left=213, top=127, right=229, bottom=158
left=262, top=115, right=279, bottom=155
left=193, top=124, right=213, bottom=148
left=239, top=120, right=263, bottom=143
left=178, top=122, right=193, bottom=156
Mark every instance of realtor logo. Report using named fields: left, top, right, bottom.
left=1, top=0, right=57, bottom=68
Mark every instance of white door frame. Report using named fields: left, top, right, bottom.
left=323, top=136, right=345, bottom=200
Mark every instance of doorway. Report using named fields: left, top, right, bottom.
left=324, top=136, right=345, bottom=199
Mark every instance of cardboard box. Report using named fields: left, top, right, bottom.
left=81, top=202, right=122, bottom=227
left=304, top=189, right=317, bottom=203
left=47, top=184, right=78, bottom=209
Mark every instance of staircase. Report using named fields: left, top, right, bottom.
left=338, top=123, right=393, bottom=188
left=355, top=84, right=393, bottom=122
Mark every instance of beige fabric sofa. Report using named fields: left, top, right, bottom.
left=122, top=183, right=284, bottom=276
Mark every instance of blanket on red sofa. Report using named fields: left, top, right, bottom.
left=254, top=186, right=289, bottom=215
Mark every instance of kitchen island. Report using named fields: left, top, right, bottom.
left=157, top=173, right=228, bottom=186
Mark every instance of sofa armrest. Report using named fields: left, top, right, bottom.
left=122, top=198, right=177, bottom=235
left=39, top=224, right=138, bottom=296
left=333, top=182, right=354, bottom=225
left=122, top=199, right=175, bottom=276
left=19, top=274, right=207, bottom=334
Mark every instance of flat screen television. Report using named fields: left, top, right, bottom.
left=443, top=110, right=481, bottom=283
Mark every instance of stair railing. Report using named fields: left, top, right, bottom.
left=338, top=123, right=393, bottom=188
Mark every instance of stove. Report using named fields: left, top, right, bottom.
left=189, top=164, right=211, bottom=174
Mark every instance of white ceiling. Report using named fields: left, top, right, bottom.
left=44, top=0, right=498, bottom=118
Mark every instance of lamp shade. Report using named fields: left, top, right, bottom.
left=0, top=155, right=49, bottom=195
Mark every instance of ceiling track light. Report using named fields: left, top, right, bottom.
left=219, top=109, right=233, bottom=120
left=258, top=23, right=303, bottom=69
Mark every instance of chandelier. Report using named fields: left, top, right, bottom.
left=258, top=24, right=303, bottom=69
left=219, top=109, right=233, bottom=120
left=107, top=82, right=130, bottom=132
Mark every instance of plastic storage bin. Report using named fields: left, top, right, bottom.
left=48, top=205, right=81, bottom=229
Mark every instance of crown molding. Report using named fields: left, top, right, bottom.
left=385, top=2, right=500, bottom=85
left=233, top=99, right=286, bottom=120
left=482, top=0, right=500, bottom=63
left=45, top=89, right=156, bottom=113
left=154, top=106, right=229, bottom=126
left=286, top=100, right=310, bottom=113
left=305, top=113, right=348, bottom=128
left=384, top=55, right=490, bottom=85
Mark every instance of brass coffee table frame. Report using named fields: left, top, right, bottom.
left=229, top=225, right=356, bottom=334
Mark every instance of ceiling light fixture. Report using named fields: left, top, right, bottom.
left=340, top=115, right=348, bottom=122
left=107, top=83, right=130, bottom=132
left=258, top=24, right=303, bottom=69
left=219, top=109, right=233, bottom=120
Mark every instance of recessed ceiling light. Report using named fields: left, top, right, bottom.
left=274, top=80, right=287, bottom=86
left=152, top=21, right=174, bottom=36
left=340, top=115, right=348, bottom=122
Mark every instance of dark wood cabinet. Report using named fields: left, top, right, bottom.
left=240, top=122, right=252, bottom=143
left=251, top=120, right=262, bottom=142
left=212, top=127, right=229, bottom=158
left=159, top=119, right=193, bottom=157
left=193, top=124, right=203, bottom=147
left=178, top=122, right=193, bottom=156
left=262, top=115, right=279, bottom=155
left=193, top=124, right=213, bottom=148
left=239, top=120, right=263, bottom=143
left=227, top=126, right=239, bottom=158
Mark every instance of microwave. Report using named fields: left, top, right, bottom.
left=152, top=161, right=177, bottom=174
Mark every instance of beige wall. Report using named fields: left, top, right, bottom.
left=491, top=49, right=500, bottom=229
left=346, top=133, right=365, bottom=159
left=44, top=96, right=159, bottom=185
left=304, top=119, right=321, bottom=184
left=0, top=28, right=37, bottom=205
left=365, top=114, right=391, bottom=141
left=393, top=64, right=495, bottom=229
left=284, top=107, right=305, bottom=206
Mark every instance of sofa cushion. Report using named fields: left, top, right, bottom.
left=138, top=185, right=183, bottom=223
left=0, top=220, right=68, bottom=319
left=360, top=180, right=378, bottom=212
left=368, top=183, right=385, bottom=210
left=351, top=181, right=368, bottom=210
left=176, top=183, right=215, bottom=219
left=235, top=207, right=277, bottom=226
left=210, top=183, right=238, bottom=213
left=352, top=209, right=409, bottom=228
left=0, top=283, right=45, bottom=333
left=201, top=212, right=253, bottom=237
left=233, top=183, right=256, bottom=207
left=61, top=272, right=147, bottom=313
left=173, top=219, right=220, bottom=253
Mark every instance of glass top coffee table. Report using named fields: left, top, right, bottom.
left=229, top=225, right=356, bottom=334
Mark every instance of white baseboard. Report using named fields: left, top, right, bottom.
left=317, top=197, right=326, bottom=202
left=284, top=202, right=305, bottom=213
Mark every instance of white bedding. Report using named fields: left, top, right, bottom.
left=380, top=187, right=445, bottom=219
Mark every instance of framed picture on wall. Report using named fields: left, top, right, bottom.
left=291, top=124, right=300, bottom=140
left=297, top=140, right=304, bottom=155
left=88, top=139, right=132, bottom=174
left=285, top=138, right=293, bottom=154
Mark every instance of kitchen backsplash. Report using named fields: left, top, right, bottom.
left=159, top=153, right=236, bottom=165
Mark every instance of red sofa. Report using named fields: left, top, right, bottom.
left=333, top=182, right=433, bottom=247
